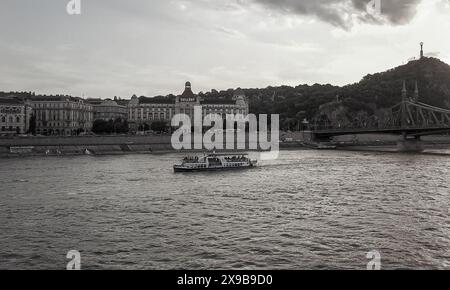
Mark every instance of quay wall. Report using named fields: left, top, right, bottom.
left=0, top=135, right=172, bottom=147
left=1, top=133, right=450, bottom=157
left=0, top=136, right=172, bottom=157
left=0, top=134, right=273, bottom=157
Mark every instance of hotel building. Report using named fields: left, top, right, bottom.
left=128, top=82, right=249, bottom=130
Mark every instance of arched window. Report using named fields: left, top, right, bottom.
left=16, top=116, right=20, bottom=123
left=1, top=116, right=5, bottom=122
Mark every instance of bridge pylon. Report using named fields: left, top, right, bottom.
left=397, top=135, right=424, bottom=153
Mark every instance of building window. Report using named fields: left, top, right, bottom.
left=1, top=116, right=5, bottom=122
left=16, top=116, right=20, bottom=123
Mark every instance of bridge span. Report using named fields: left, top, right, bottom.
left=309, top=82, right=450, bottom=152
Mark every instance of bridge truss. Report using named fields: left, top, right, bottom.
left=312, top=99, right=450, bottom=137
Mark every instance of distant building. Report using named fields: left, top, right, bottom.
left=87, top=99, right=128, bottom=121
left=128, top=95, right=175, bottom=131
left=28, top=95, right=94, bottom=136
left=127, top=82, right=249, bottom=131
left=174, top=81, right=200, bottom=121
left=0, top=96, right=33, bottom=135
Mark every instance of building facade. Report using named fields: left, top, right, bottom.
left=128, top=82, right=249, bottom=131
left=0, top=97, right=33, bottom=135
left=87, top=99, right=128, bottom=121
left=128, top=95, right=174, bottom=131
left=29, top=96, right=94, bottom=136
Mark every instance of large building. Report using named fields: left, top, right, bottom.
left=128, top=95, right=174, bottom=130
left=86, top=99, right=128, bottom=121
left=0, top=96, right=33, bottom=135
left=28, top=95, right=94, bottom=136
left=128, top=82, right=249, bottom=131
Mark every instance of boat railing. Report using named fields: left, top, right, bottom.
left=224, top=156, right=249, bottom=163
left=181, top=154, right=251, bottom=166
left=182, top=157, right=202, bottom=163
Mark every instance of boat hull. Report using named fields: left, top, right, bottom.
left=174, top=165, right=255, bottom=173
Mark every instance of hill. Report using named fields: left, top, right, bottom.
left=340, top=57, right=450, bottom=111
left=219, top=57, right=450, bottom=130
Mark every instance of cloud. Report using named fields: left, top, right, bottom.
left=247, top=0, right=422, bottom=29
left=424, top=51, right=441, bottom=58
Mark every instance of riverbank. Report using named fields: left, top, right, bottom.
left=337, top=144, right=450, bottom=155
left=0, top=135, right=272, bottom=158
left=0, top=135, right=170, bottom=158
left=2, top=134, right=450, bottom=158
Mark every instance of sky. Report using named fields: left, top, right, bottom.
left=1, top=0, right=450, bottom=99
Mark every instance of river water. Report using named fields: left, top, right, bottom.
left=0, top=150, right=449, bottom=270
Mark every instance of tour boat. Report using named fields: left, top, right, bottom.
left=174, top=153, right=257, bottom=172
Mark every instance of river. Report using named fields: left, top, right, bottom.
left=0, top=150, right=449, bottom=269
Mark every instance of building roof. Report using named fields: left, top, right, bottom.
left=179, top=81, right=197, bottom=100
left=116, top=99, right=130, bottom=106
left=180, top=88, right=196, bottom=99
left=139, top=96, right=175, bottom=104
left=28, top=95, right=82, bottom=102
left=98, top=99, right=124, bottom=107
left=85, top=98, right=103, bottom=105
left=0, top=97, right=23, bottom=105
left=201, top=99, right=237, bottom=105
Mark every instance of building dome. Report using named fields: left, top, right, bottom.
left=180, top=81, right=196, bottom=101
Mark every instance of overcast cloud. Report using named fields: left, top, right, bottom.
left=249, top=0, right=422, bottom=28
left=0, top=0, right=449, bottom=98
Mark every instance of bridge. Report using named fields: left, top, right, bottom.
left=310, top=82, right=450, bottom=152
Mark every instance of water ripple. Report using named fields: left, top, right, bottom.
left=0, top=151, right=449, bottom=269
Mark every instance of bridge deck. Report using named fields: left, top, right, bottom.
left=313, top=127, right=450, bottom=137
